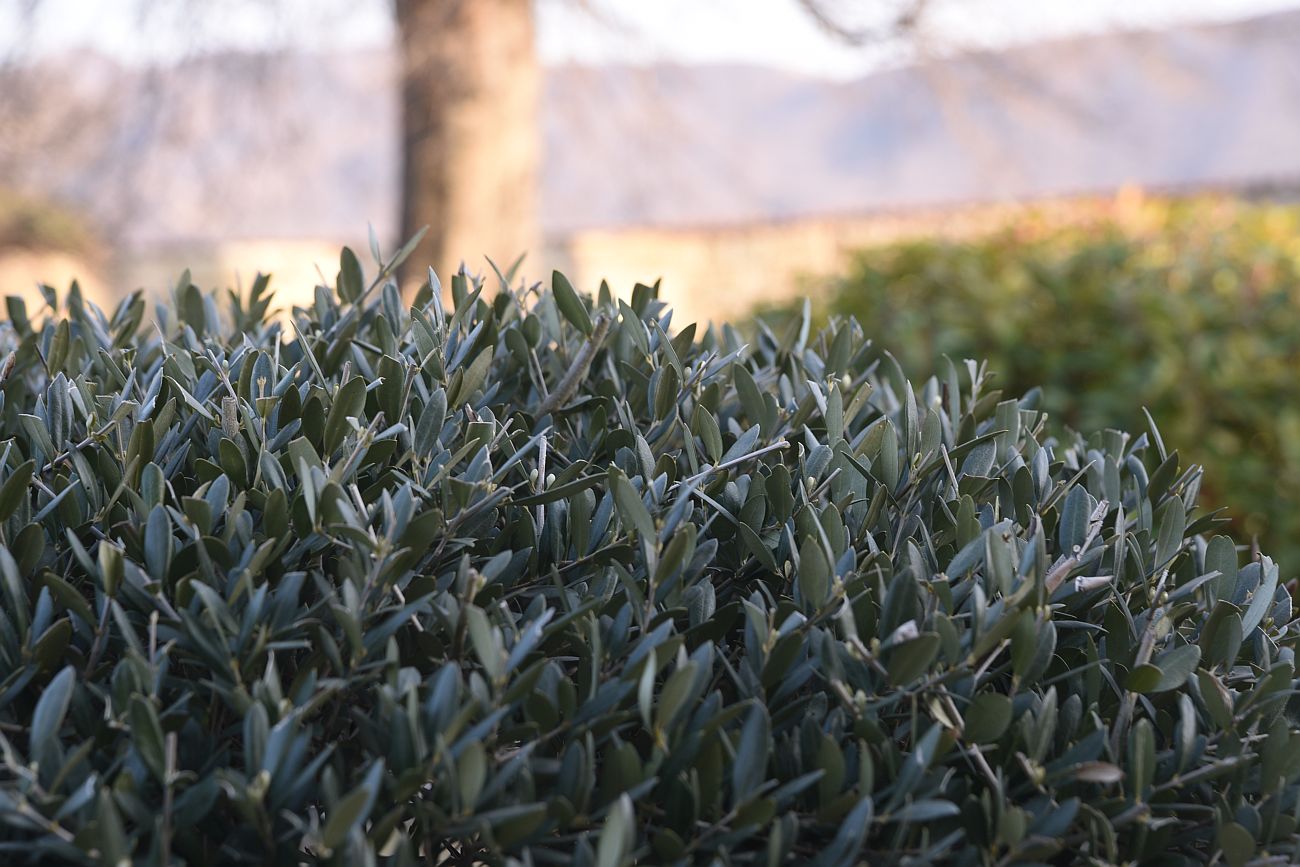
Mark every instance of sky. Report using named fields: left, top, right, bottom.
left=3, top=0, right=1300, bottom=79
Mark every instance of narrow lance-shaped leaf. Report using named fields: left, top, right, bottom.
left=552, top=270, right=593, bottom=336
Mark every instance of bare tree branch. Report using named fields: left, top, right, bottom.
left=795, top=0, right=930, bottom=46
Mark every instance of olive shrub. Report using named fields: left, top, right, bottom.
left=0, top=243, right=1297, bottom=865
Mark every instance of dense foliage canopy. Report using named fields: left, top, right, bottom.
left=0, top=243, right=1298, bottom=865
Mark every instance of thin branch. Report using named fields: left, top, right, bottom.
left=535, top=312, right=611, bottom=418
left=795, top=0, right=930, bottom=46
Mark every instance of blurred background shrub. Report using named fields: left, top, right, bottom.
left=0, top=191, right=93, bottom=255
left=770, top=196, right=1300, bottom=571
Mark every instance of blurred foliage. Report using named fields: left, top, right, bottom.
left=0, top=191, right=95, bottom=255
left=0, top=241, right=1298, bottom=864
left=787, top=197, right=1300, bottom=574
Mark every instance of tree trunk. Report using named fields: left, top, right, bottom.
left=395, top=0, right=539, bottom=289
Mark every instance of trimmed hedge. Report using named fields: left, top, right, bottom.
left=796, top=197, right=1300, bottom=573
left=0, top=245, right=1298, bottom=865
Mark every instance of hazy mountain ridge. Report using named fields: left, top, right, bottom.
left=545, top=9, right=1300, bottom=231
left=4, top=8, right=1299, bottom=246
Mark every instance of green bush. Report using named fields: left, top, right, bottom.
left=0, top=191, right=95, bottom=255
left=798, top=198, right=1300, bottom=574
left=0, top=244, right=1298, bottom=865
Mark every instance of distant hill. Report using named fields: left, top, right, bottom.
left=544, top=10, right=1300, bottom=231
left=4, top=8, right=1300, bottom=246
